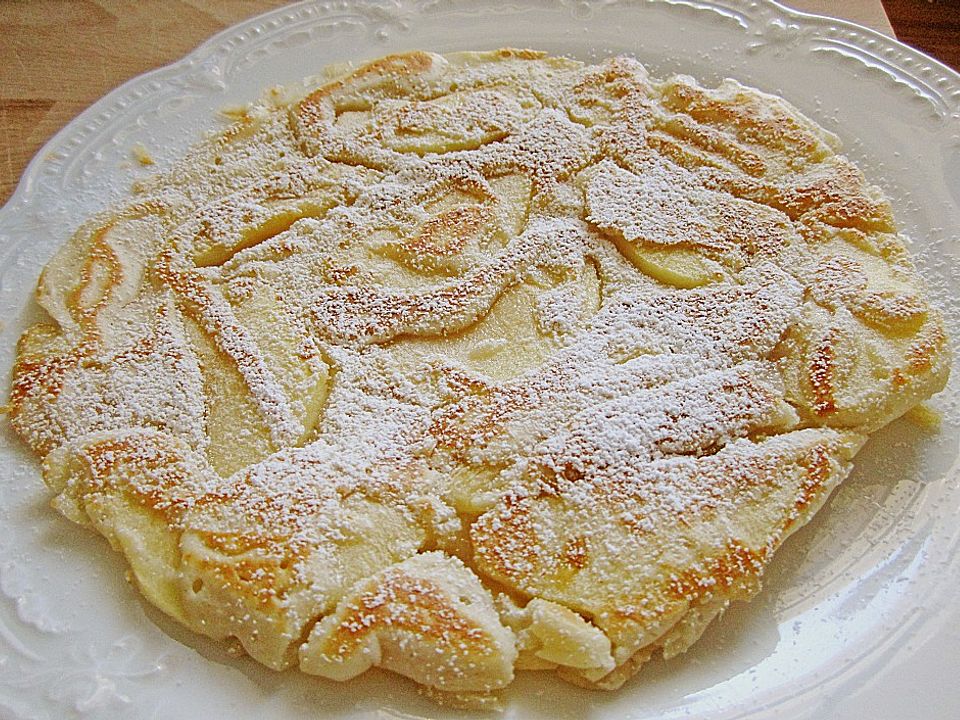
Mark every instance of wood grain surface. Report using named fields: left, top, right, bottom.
left=0, top=0, right=288, bottom=204
left=0, top=0, right=953, bottom=206
left=882, top=0, right=960, bottom=73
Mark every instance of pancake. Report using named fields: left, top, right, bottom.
left=8, top=49, right=950, bottom=706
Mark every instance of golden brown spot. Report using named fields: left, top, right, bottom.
left=433, top=365, right=491, bottom=397
left=295, top=51, right=435, bottom=140
left=67, top=223, right=123, bottom=335
left=218, top=113, right=257, bottom=145
left=78, top=436, right=196, bottom=522
left=661, top=82, right=822, bottom=161
left=496, top=48, right=546, bottom=60
left=356, top=50, right=433, bottom=79
left=666, top=541, right=765, bottom=602
left=430, top=386, right=530, bottom=460
left=808, top=328, right=838, bottom=416
left=201, top=531, right=273, bottom=556
left=186, top=535, right=295, bottom=608
left=321, top=572, right=491, bottom=658
left=325, top=264, right=360, bottom=285
left=907, top=324, right=946, bottom=374
left=655, top=114, right=767, bottom=177
left=418, top=206, right=488, bottom=255
left=382, top=205, right=494, bottom=275
left=9, top=343, right=88, bottom=410
left=560, top=536, right=589, bottom=570
left=470, top=494, right=537, bottom=582
left=794, top=444, right=831, bottom=513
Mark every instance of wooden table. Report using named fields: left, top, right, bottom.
left=0, top=0, right=957, bottom=205
left=883, top=0, right=960, bottom=72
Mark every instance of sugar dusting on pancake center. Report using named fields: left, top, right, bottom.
left=8, top=49, right=950, bottom=707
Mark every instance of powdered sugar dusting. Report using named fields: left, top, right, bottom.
left=8, top=49, right=950, bottom=700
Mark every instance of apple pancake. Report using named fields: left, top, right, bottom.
left=8, top=49, right=950, bottom=706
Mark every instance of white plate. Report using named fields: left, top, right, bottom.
left=1, top=1, right=959, bottom=718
